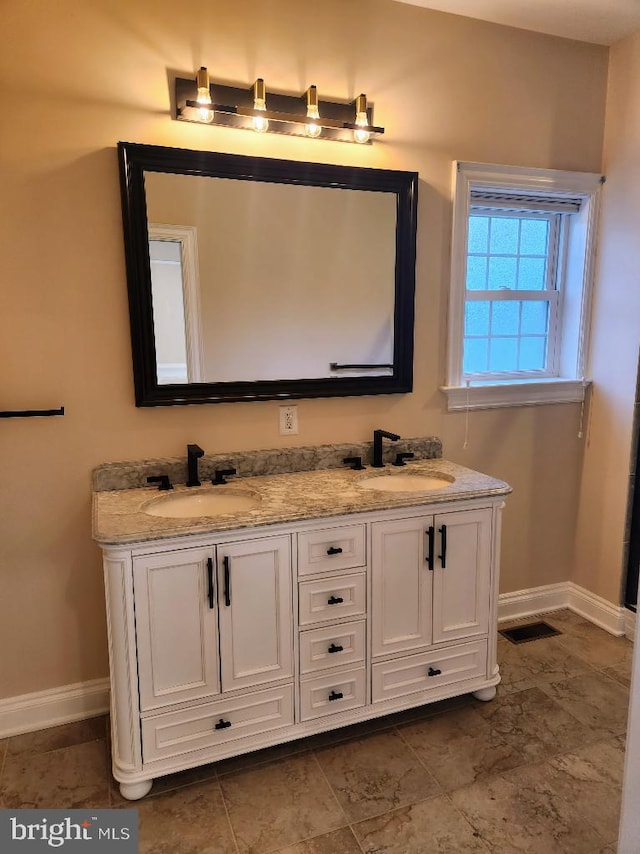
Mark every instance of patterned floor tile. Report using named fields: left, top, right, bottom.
left=0, top=740, right=110, bottom=808
left=220, top=753, right=346, bottom=854
left=135, top=777, right=237, bottom=854
left=352, top=794, right=490, bottom=853
left=539, top=672, right=629, bottom=738
left=314, top=728, right=441, bottom=822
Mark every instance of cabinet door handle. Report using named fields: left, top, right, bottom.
left=223, top=555, right=231, bottom=607
left=326, top=546, right=343, bottom=555
left=214, top=718, right=232, bottom=730
left=438, top=524, right=447, bottom=568
left=327, top=643, right=344, bottom=654
left=426, top=526, right=435, bottom=571
left=327, top=595, right=344, bottom=605
left=328, top=690, right=343, bottom=702
left=428, top=666, right=442, bottom=677
left=206, top=557, right=214, bottom=609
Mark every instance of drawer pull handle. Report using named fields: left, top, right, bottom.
left=206, top=557, right=214, bottom=609
left=327, top=595, right=344, bottom=605
left=328, top=643, right=344, bottom=654
left=214, top=718, right=232, bottom=730
left=223, top=555, right=231, bottom=607
left=439, top=524, right=447, bottom=569
left=428, top=666, right=442, bottom=677
left=328, top=690, right=344, bottom=702
left=327, top=546, right=343, bottom=555
left=426, top=526, right=435, bottom=571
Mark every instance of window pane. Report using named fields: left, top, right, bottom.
left=518, top=257, right=546, bottom=290
left=519, top=337, right=547, bottom=370
left=466, top=256, right=488, bottom=290
left=521, top=301, right=549, bottom=335
left=487, top=256, right=517, bottom=290
left=519, top=219, right=549, bottom=255
left=491, top=301, right=520, bottom=336
left=465, top=301, right=490, bottom=336
left=468, top=216, right=489, bottom=254
left=489, top=337, right=518, bottom=372
left=463, top=338, right=489, bottom=373
left=489, top=218, right=519, bottom=254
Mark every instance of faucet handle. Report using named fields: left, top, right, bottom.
left=212, top=468, right=237, bottom=485
left=343, top=456, right=365, bottom=471
left=146, top=475, right=173, bottom=491
left=393, top=452, right=415, bottom=467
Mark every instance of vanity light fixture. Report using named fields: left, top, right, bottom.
left=252, top=78, right=269, bottom=133
left=195, top=66, right=214, bottom=124
left=174, top=69, right=384, bottom=144
left=304, top=85, right=322, bottom=138
left=353, top=94, right=371, bottom=144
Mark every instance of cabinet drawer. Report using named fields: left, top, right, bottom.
left=300, top=667, right=366, bottom=721
left=297, top=525, right=366, bottom=577
left=300, top=620, right=366, bottom=674
left=372, top=640, right=488, bottom=703
left=141, top=684, right=294, bottom=763
left=299, top=573, right=366, bottom=626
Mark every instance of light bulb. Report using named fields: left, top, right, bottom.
left=195, top=66, right=214, bottom=123
left=305, top=85, right=322, bottom=138
left=252, top=78, right=269, bottom=133
left=353, top=93, right=370, bottom=144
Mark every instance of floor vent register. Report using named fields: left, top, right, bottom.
left=499, top=621, right=561, bottom=644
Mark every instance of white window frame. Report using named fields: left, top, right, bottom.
left=442, top=162, right=602, bottom=411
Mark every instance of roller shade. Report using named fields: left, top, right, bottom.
left=470, top=190, right=582, bottom=214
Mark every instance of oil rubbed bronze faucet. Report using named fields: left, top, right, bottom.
left=186, top=444, right=205, bottom=486
left=372, top=429, right=401, bottom=468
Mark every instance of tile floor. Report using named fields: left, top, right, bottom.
left=0, top=609, right=632, bottom=853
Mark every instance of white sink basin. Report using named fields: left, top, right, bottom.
left=144, top=489, right=260, bottom=519
left=357, top=473, right=454, bottom=493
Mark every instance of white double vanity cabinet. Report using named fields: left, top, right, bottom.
left=93, top=455, right=510, bottom=799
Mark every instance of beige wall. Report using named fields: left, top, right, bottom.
left=574, top=31, right=640, bottom=603
left=0, top=0, right=608, bottom=700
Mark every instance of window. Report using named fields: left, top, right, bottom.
left=443, top=162, right=602, bottom=410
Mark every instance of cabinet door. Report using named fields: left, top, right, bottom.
left=371, top=516, right=433, bottom=658
left=133, top=547, right=220, bottom=712
left=218, top=535, right=293, bottom=692
left=432, top=508, right=491, bottom=645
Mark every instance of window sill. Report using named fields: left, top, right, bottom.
left=440, top=378, right=589, bottom=411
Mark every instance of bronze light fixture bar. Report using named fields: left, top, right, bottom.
left=175, top=69, right=384, bottom=144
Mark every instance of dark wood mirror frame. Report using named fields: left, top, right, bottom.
left=118, top=141, right=418, bottom=406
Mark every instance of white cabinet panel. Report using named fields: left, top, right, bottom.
left=372, top=640, right=487, bottom=703
left=142, top=684, right=294, bottom=762
left=371, top=517, right=432, bottom=657
left=299, top=620, right=366, bottom=674
left=299, top=667, right=366, bottom=721
left=218, top=535, right=293, bottom=692
left=432, top=509, right=491, bottom=644
left=133, top=548, right=220, bottom=712
left=298, top=572, right=366, bottom=626
left=297, top=524, right=366, bottom=576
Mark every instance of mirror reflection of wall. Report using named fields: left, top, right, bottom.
left=144, top=172, right=397, bottom=383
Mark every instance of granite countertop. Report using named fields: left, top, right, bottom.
left=93, top=458, right=511, bottom=546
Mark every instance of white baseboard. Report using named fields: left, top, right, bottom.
left=0, top=678, right=110, bottom=739
left=0, top=582, right=630, bottom=740
left=498, top=581, right=627, bottom=637
left=497, top=582, right=569, bottom=623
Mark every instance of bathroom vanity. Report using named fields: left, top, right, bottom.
left=93, top=445, right=510, bottom=799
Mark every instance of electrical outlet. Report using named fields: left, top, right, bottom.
left=279, top=405, right=299, bottom=435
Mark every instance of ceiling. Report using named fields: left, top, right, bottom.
left=392, top=0, right=640, bottom=45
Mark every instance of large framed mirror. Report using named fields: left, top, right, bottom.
left=118, top=142, right=418, bottom=406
